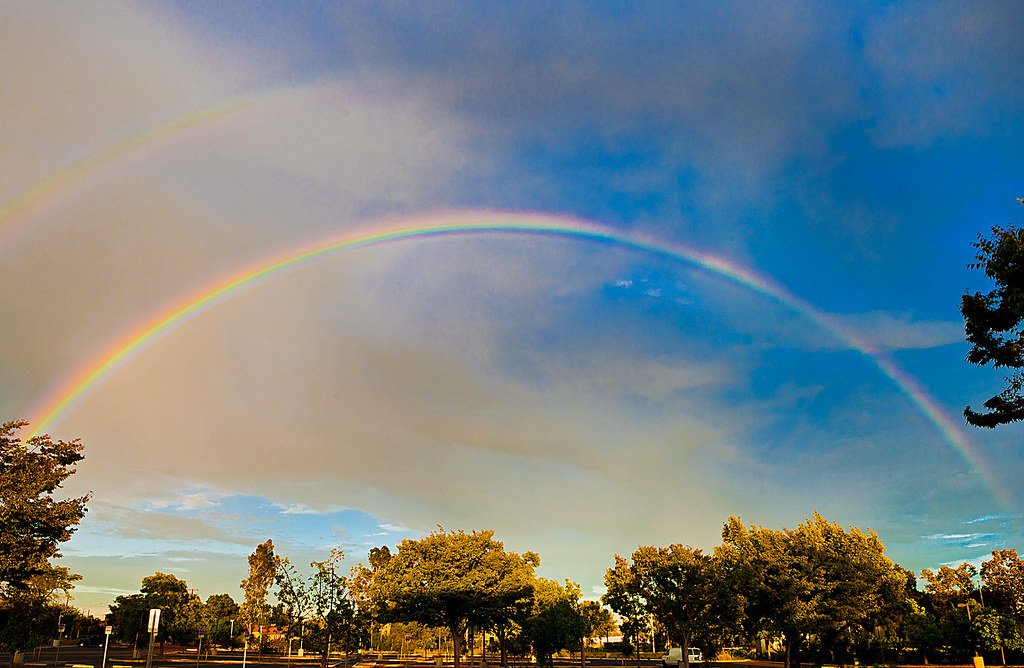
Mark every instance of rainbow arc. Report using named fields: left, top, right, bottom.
left=24, top=210, right=1008, bottom=507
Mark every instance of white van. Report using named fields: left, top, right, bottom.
left=662, top=647, right=703, bottom=667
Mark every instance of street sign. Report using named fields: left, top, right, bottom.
left=58, top=624, right=65, bottom=633
left=147, top=608, right=161, bottom=633
left=105, top=626, right=112, bottom=635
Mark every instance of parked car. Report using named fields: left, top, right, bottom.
left=662, top=647, right=703, bottom=667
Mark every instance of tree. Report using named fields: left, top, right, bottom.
left=204, top=594, right=239, bottom=647
left=603, top=555, right=648, bottom=668
left=472, top=549, right=538, bottom=668
left=369, top=529, right=535, bottom=668
left=578, top=600, right=613, bottom=668
left=0, top=565, right=81, bottom=656
left=920, top=563, right=976, bottom=614
left=981, top=549, right=1024, bottom=621
left=0, top=420, right=88, bottom=593
left=975, top=608, right=1023, bottom=665
left=240, top=539, right=279, bottom=642
left=307, top=549, right=364, bottom=668
left=522, top=579, right=583, bottom=668
left=0, top=420, right=88, bottom=657
left=961, top=211, right=1024, bottom=426
left=107, top=572, right=195, bottom=649
left=275, top=557, right=310, bottom=650
left=720, top=513, right=907, bottom=668
left=627, top=545, right=721, bottom=668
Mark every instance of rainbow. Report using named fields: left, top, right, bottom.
left=24, top=211, right=1008, bottom=506
left=0, top=95, right=260, bottom=230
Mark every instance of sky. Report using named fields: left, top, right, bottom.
left=2, top=0, right=1023, bottom=615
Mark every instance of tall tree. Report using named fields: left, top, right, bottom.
left=240, top=539, right=279, bottom=639
left=961, top=208, right=1024, bottom=426
left=308, top=549, right=364, bottom=668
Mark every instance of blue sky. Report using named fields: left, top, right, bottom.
left=1, top=0, right=1023, bottom=613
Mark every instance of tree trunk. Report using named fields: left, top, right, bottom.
left=450, top=624, right=463, bottom=668
left=497, top=623, right=508, bottom=668
left=783, top=635, right=800, bottom=668
left=580, top=634, right=585, bottom=668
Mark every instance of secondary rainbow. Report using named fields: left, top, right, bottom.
left=25, top=211, right=1007, bottom=506
left=0, top=92, right=269, bottom=230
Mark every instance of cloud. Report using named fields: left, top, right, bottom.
left=965, top=514, right=1006, bottom=525
left=839, top=312, right=964, bottom=352
left=862, top=0, right=1024, bottom=147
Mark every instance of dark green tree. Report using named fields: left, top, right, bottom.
left=204, top=593, right=239, bottom=647
left=522, top=579, right=582, bottom=668
left=962, top=210, right=1024, bottom=426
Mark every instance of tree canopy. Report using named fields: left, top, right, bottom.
left=719, top=513, right=907, bottom=668
left=369, top=529, right=537, bottom=668
left=240, top=539, right=278, bottom=637
left=962, top=214, right=1024, bottom=426
left=0, top=420, right=88, bottom=593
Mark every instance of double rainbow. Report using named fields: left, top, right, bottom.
left=22, top=211, right=1008, bottom=507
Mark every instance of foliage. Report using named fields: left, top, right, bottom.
left=240, top=539, right=279, bottom=638
left=522, top=578, right=582, bottom=667
left=975, top=608, right=1024, bottom=655
left=962, top=218, right=1024, bottom=426
left=603, top=555, right=649, bottom=665
left=628, top=544, right=726, bottom=665
left=108, top=572, right=197, bottom=645
left=205, top=593, right=240, bottom=646
left=369, top=529, right=537, bottom=668
left=719, top=513, right=907, bottom=668
left=0, top=420, right=88, bottom=594
left=0, top=420, right=88, bottom=654
left=275, top=557, right=309, bottom=644
left=981, top=548, right=1024, bottom=621
left=920, top=562, right=976, bottom=614
left=307, top=549, right=365, bottom=668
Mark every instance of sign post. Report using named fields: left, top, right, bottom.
left=102, top=626, right=113, bottom=668
left=145, top=609, right=161, bottom=668
left=54, top=623, right=65, bottom=667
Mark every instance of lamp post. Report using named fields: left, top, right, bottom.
left=229, top=620, right=235, bottom=649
